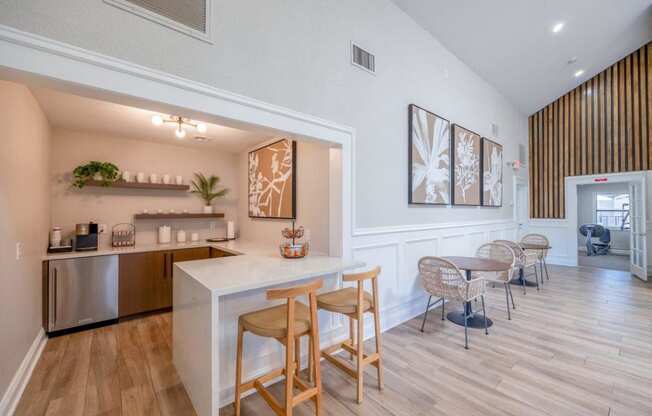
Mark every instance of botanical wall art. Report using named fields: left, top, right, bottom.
left=408, top=104, right=451, bottom=205
left=451, top=124, right=481, bottom=206
left=248, top=138, right=296, bottom=219
left=482, top=138, right=503, bottom=207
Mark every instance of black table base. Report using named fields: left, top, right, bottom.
left=510, top=267, right=537, bottom=287
left=447, top=310, right=493, bottom=329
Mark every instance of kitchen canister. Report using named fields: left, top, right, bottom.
left=227, top=221, right=235, bottom=239
left=162, top=174, right=171, bottom=184
left=122, top=171, right=131, bottom=182
left=175, top=175, right=183, bottom=185
left=50, top=227, right=62, bottom=247
left=177, top=229, right=187, bottom=243
left=136, top=172, right=146, bottom=183
left=149, top=173, right=159, bottom=184
left=158, top=225, right=171, bottom=244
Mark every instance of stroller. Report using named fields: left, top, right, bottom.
left=579, top=224, right=611, bottom=256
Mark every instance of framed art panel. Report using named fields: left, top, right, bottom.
left=408, top=104, right=451, bottom=205
left=451, top=124, right=481, bottom=206
left=481, top=137, right=503, bottom=207
left=248, top=138, right=297, bottom=219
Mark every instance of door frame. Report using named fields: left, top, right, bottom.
left=565, top=171, right=649, bottom=280
left=512, top=175, right=528, bottom=239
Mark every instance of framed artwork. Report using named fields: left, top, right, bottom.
left=451, top=124, right=481, bottom=206
left=248, top=138, right=296, bottom=219
left=408, top=104, right=451, bottom=205
left=481, top=137, right=503, bottom=207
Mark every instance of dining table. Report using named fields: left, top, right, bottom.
left=510, top=242, right=552, bottom=287
left=441, top=256, right=512, bottom=329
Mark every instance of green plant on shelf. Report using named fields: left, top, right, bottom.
left=72, top=161, right=120, bottom=188
left=190, top=173, right=229, bottom=206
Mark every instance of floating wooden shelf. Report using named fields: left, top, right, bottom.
left=85, top=180, right=190, bottom=191
left=134, top=213, right=225, bottom=220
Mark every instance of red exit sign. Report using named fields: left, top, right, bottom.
left=594, top=178, right=608, bottom=183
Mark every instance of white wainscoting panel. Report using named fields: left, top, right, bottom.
left=527, top=219, right=574, bottom=266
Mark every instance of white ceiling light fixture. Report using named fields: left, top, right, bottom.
left=574, top=69, right=585, bottom=78
left=551, top=22, right=564, bottom=33
left=151, top=115, right=207, bottom=139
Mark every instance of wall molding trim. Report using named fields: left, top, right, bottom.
left=354, top=218, right=515, bottom=237
left=0, top=329, right=46, bottom=416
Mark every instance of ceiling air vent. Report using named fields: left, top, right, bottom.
left=351, top=43, right=376, bottom=74
left=105, top=0, right=211, bottom=42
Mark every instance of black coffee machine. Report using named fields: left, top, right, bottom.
left=75, top=222, right=99, bottom=251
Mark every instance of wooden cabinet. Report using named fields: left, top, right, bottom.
left=210, top=247, right=235, bottom=258
left=119, top=247, right=210, bottom=317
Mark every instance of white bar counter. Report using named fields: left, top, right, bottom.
left=172, top=240, right=363, bottom=416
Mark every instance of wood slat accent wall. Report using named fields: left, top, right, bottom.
left=529, top=42, right=651, bottom=218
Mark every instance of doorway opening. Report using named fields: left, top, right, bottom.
left=565, top=172, right=650, bottom=281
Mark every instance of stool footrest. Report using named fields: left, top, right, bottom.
left=254, top=380, right=284, bottom=416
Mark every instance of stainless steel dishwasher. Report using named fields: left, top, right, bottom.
left=48, top=255, right=119, bottom=332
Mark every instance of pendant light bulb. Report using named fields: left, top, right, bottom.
left=175, top=126, right=186, bottom=139
left=196, top=123, right=207, bottom=133
left=151, top=115, right=163, bottom=126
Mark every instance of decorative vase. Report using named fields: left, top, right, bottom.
left=203, top=205, right=213, bottom=214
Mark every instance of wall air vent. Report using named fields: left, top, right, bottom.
left=104, top=0, right=211, bottom=43
left=351, top=43, right=376, bottom=74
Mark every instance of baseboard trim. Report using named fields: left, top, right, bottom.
left=0, top=329, right=47, bottom=416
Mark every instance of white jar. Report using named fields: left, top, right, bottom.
left=177, top=229, right=187, bottom=243
left=175, top=175, right=183, bottom=185
left=122, top=171, right=131, bottom=182
left=136, top=172, right=146, bottom=183
left=162, top=174, right=171, bottom=184
left=50, top=227, right=62, bottom=247
left=149, top=173, right=159, bottom=184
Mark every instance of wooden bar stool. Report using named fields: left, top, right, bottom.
left=234, top=279, right=323, bottom=416
left=318, top=266, right=382, bottom=403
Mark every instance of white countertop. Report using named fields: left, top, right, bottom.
left=173, top=240, right=364, bottom=296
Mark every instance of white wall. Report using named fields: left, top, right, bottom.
left=577, top=182, right=630, bottom=252
left=50, top=128, right=241, bottom=248
left=0, top=81, right=50, bottom=407
left=237, top=140, right=331, bottom=254
left=0, top=0, right=527, bottom=231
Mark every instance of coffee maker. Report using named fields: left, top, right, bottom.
left=75, top=222, right=99, bottom=251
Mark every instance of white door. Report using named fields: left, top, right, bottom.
left=629, top=180, right=648, bottom=281
left=515, top=183, right=528, bottom=239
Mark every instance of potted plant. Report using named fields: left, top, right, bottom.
left=190, top=173, right=229, bottom=213
left=72, top=161, right=120, bottom=188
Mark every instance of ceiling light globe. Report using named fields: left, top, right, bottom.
left=197, top=123, right=207, bottom=133
left=552, top=22, right=564, bottom=33
left=175, top=127, right=186, bottom=139
left=151, top=115, right=163, bottom=126
left=574, top=69, right=585, bottom=78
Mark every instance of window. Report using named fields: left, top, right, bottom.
left=595, top=192, right=630, bottom=230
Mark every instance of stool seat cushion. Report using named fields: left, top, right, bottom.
left=317, top=287, right=373, bottom=315
left=240, top=302, right=311, bottom=338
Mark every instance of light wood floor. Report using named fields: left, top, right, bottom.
left=16, top=264, right=652, bottom=416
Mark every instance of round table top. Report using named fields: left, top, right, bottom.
left=520, top=243, right=551, bottom=250
left=442, top=256, right=512, bottom=272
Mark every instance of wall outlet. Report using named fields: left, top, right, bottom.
left=15, top=242, right=23, bottom=260
left=98, top=224, right=107, bottom=234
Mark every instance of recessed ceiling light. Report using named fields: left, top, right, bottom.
left=574, top=69, right=585, bottom=78
left=552, top=22, right=564, bottom=33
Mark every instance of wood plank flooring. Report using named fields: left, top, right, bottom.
left=16, top=264, right=652, bottom=416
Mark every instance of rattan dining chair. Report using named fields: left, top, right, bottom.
left=494, top=239, right=540, bottom=294
left=520, top=233, right=551, bottom=283
left=418, top=256, right=488, bottom=349
left=476, top=243, right=516, bottom=319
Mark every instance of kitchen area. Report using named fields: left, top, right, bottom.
left=0, top=76, right=357, bottom=414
